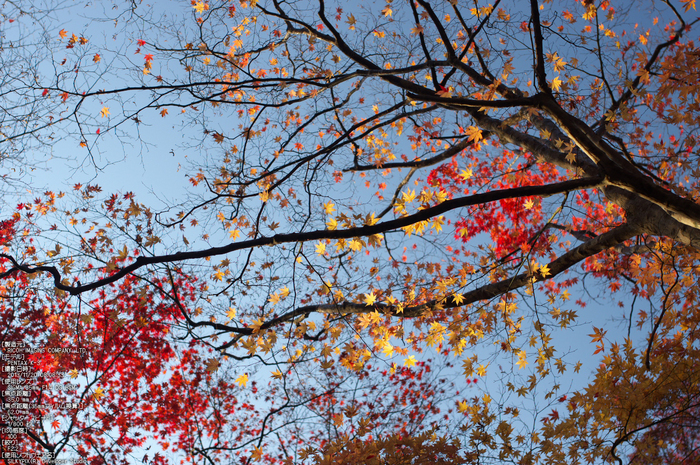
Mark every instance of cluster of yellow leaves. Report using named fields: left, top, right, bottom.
left=268, top=286, right=290, bottom=305
left=393, top=187, right=448, bottom=217
left=545, top=52, right=567, bottom=72
left=470, top=5, right=494, bottom=18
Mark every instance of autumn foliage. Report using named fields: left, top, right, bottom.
left=1, top=0, right=700, bottom=463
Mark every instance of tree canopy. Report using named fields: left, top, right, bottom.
left=1, top=0, right=700, bottom=463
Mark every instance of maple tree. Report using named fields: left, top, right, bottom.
left=2, top=0, right=700, bottom=463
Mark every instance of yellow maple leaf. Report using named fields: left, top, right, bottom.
left=227, top=307, right=237, bottom=320
left=100, top=106, right=110, bottom=118
left=404, top=355, right=417, bottom=367
left=251, top=317, right=264, bottom=333
left=539, top=264, right=551, bottom=278
left=193, top=1, right=208, bottom=13
left=315, top=241, right=326, bottom=255
left=431, top=216, right=445, bottom=233
left=516, top=350, right=528, bottom=369
left=236, top=373, right=249, bottom=387
left=401, top=188, right=416, bottom=203
left=435, top=189, right=448, bottom=203
left=460, top=169, right=473, bottom=181
left=323, top=201, right=335, bottom=215
left=381, top=342, right=394, bottom=357
left=69, top=369, right=79, bottom=379
left=458, top=400, right=469, bottom=413
left=93, top=387, right=105, bottom=400
left=364, top=292, right=377, bottom=306
left=229, top=229, right=241, bottom=240
left=550, top=77, right=562, bottom=92
left=524, top=199, right=534, bottom=210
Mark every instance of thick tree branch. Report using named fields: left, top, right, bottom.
left=0, top=176, right=604, bottom=295
left=407, top=91, right=539, bottom=108
left=540, top=96, right=700, bottom=229
left=529, top=0, right=551, bottom=94
left=605, top=186, right=700, bottom=249
left=471, top=109, right=600, bottom=176
left=230, top=222, right=642, bottom=322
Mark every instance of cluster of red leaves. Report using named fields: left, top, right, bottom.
left=0, top=217, right=18, bottom=245
left=0, top=216, right=271, bottom=463
left=428, top=149, right=564, bottom=259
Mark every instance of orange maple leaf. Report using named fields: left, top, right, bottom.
left=681, top=0, right=696, bottom=12
left=411, top=24, right=424, bottom=35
